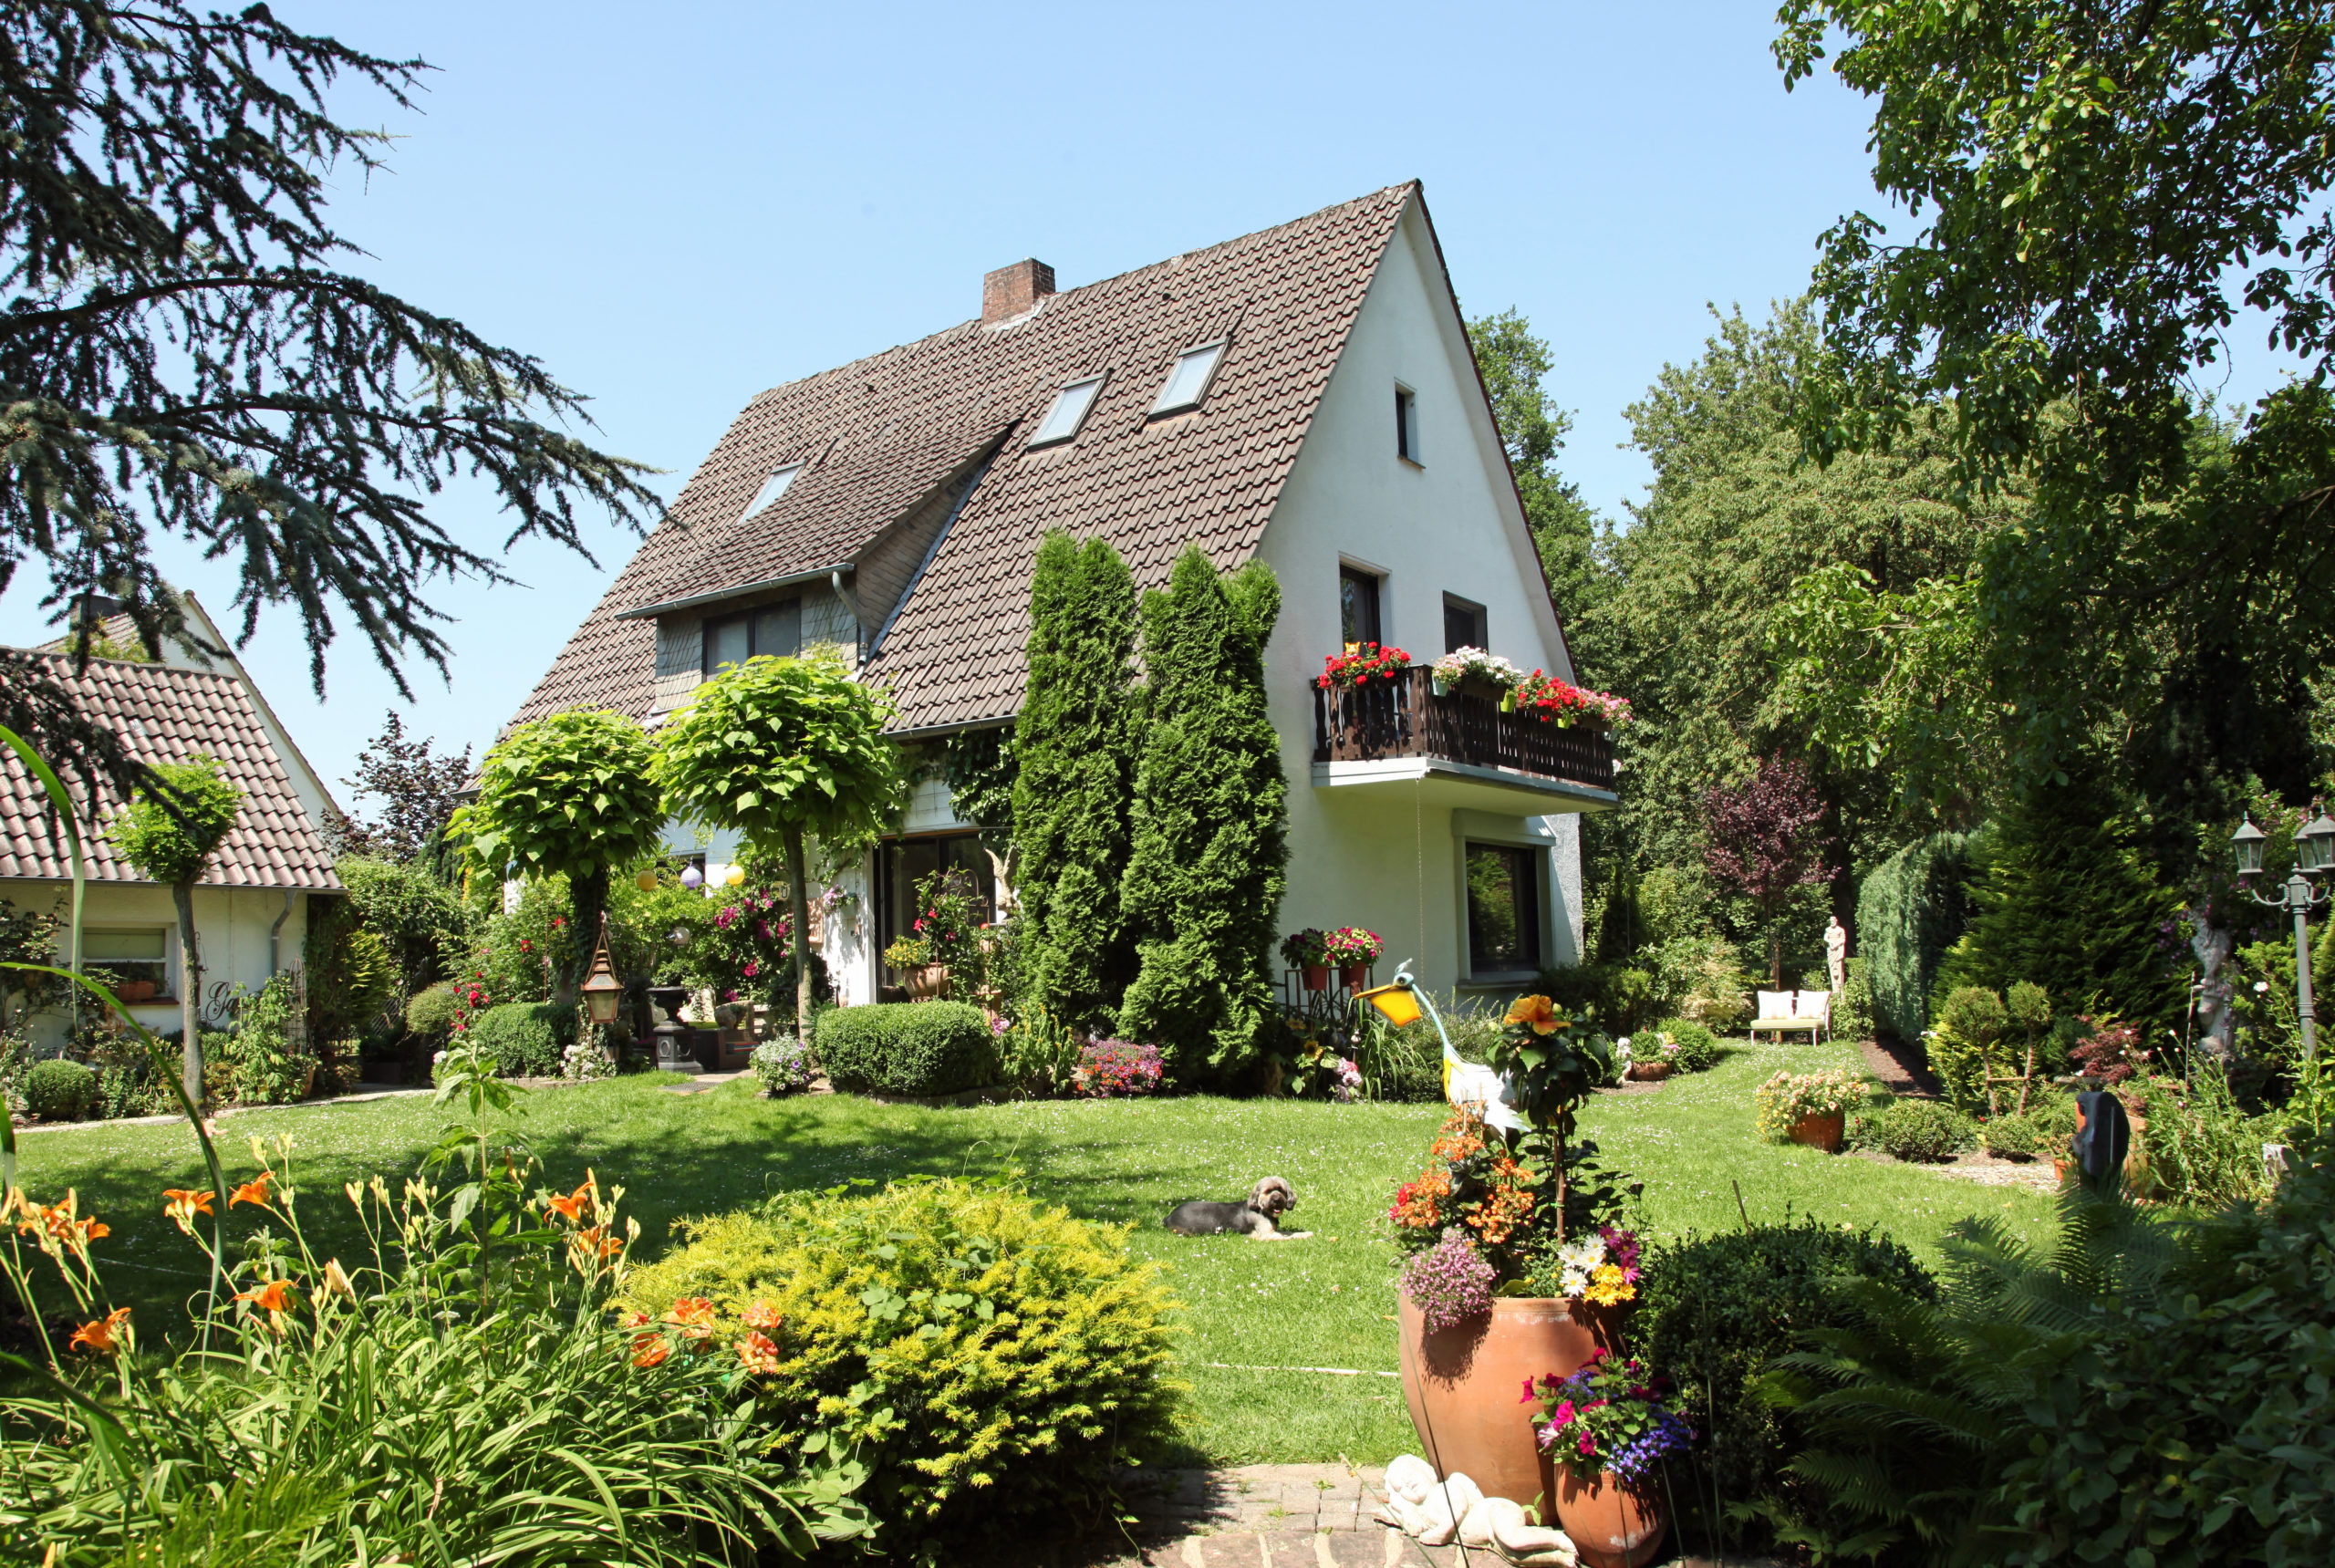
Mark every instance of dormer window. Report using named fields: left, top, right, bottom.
left=1151, top=341, right=1226, bottom=415
left=739, top=464, right=803, bottom=524
left=1029, top=376, right=1105, bottom=448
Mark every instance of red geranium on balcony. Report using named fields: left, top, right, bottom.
left=1318, top=643, right=1411, bottom=690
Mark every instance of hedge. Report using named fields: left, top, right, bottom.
left=1856, top=830, right=1975, bottom=1046
left=815, top=1002, right=998, bottom=1096
left=24, top=1057, right=97, bottom=1120
left=466, top=1001, right=572, bottom=1079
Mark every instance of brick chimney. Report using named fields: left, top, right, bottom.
left=982, top=258, right=1055, bottom=325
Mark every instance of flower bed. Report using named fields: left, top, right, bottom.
left=1073, top=1038, right=1165, bottom=1097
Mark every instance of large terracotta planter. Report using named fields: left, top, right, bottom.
left=1789, top=1111, right=1845, bottom=1152
left=1553, top=1469, right=1667, bottom=1568
left=1396, top=1293, right=1614, bottom=1511
left=904, top=965, right=950, bottom=1002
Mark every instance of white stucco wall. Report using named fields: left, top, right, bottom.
left=1251, top=198, right=1595, bottom=999
left=2, top=880, right=313, bottom=1055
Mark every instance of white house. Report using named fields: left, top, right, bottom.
left=1, top=597, right=342, bottom=1054
left=508, top=183, right=1614, bottom=1007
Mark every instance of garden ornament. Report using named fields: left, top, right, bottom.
left=1825, top=915, right=1847, bottom=993
left=1163, top=1177, right=1313, bottom=1240
left=2072, top=1090, right=2131, bottom=1190
left=1363, top=961, right=1528, bottom=1134
left=1376, top=1454, right=1578, bottom=1565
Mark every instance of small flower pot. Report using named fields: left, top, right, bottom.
left=1625, top=1060, right=1673, bottom=1082
left=1788, top=1111, right=1845, bottom=1152
left=904, top=965, right=950, bottom=1002
left=1553, top=1469, right=1667, bottom=1568
left=115, top=980, right=157, bottom=1004
left=1338, top=961, right=1369, bottom=992
left=1431, top=675, right=1453, bottom=697
left=1302, top=964, right=1330, bottom=992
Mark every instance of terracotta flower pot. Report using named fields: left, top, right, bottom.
left=1625, top=1060, right=1673, bottom=1082
left=1339, top=961, right=1369, bottom=992
left=115, top=980, right=157, bottom=1004
left=1396, top=1293, right=1614, bottom=1511
left=1302, top=964, right=1330, bottom=992
left=905, top=965, right=950, bottom=1002
left=1553, top=1469, right=1668, bottom=1568
left=1789, top=1111, right=1845, bottom=1152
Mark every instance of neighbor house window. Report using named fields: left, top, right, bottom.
left=1396, top=384, right=1421, bottom=463
left=1443, top=595, right=1486, bottom=653
left=701, top=598, right=803, bottom=676
left=1030, top=376, right=1105, bottom=447
left=1340, top=566, right=1383, bottom=647
left=738, top=463, right=803, bottom=524
left=1466, top=844, right=1542, bottom=972
left=86, top=928, right=171, bottom=999
left=1151, top=341, right=1227, bottom=414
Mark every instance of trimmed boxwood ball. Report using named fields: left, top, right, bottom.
left=466, top=1001, right=572, bottom=1079
left=619, top=1178, right=1182, bottom=1560
left=1877, top=1096, right=1976, bottom=1162
left=815, top=1002, right=998, bottom=1096
left=25, top=1057, right=98, bottom=1121
left=1651, top=1017, right=1720, bottom=1073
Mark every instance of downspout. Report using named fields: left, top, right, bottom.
left=832, top=570, right=856, bottom=662
left=269, top=889, right=295, bottom=975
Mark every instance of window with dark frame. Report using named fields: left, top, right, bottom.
left=85, top=928, right=172, bottom=1000
left=701, top=598, right=804, bottom=677
left=1465, top=843, right=1542, bottom=972
left=1396, top=384, right=1420, bottom=462
left=1340, top=566, right=1383, bottom=648
left=1443, top=595, right=1486, bottom=653
left=874, top=833, right=1000, bottom=988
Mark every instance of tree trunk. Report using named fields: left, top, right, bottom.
left=1768, top=926, right=1783, bottom=991
left=783, top=825, right=814, bottom=1050
left=175, top=879, right=201, bottom=1106
left=564, top=867, right=609, bottom=1011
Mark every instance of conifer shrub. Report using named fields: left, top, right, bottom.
left=1855, top=830, right=1976, bottom=1045
left=815, top=1002, right=997, bottom=1096
left=466, top=1000, right=569, bottom=1078
left=23, top=1057, right=96, bottom=1120
left=620, top=1179, right=1184, bottom=1558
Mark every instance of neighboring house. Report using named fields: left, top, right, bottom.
left=511, top=182, right=1615, bottom=1006
left=2, top=596, right=342, bottom=1054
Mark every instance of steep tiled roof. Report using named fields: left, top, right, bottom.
left=511, top=182, right=1417, bottom=732
left=0, top=656, right=341, bottom=889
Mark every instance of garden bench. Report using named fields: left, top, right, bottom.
left=1749, top=989, right=1832, bottom=1044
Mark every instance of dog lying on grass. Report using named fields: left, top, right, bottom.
left=1163, top=1178, right=1312, bottom=1240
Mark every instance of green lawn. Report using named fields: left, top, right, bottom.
left=12, top=1036, right=2054, bottom=1465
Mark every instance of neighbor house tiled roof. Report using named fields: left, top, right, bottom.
left=511, top=182, right=1418, bottom=733
left=0, top=656, right=341, bottom=889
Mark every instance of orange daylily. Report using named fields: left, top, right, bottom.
left=229, top=1171, right=275, bottom=1209
left=1503, top=995, right=1562, bottom=1035
left=234, top=1278, right=297, bottom=1314
left=736, top=1331, right=781, bottom=1374
left=322, top=1259, right=356, bottom=1298
left=742, top=1299, right=783, bottom=1332
left=16, top=1190, right=106, bottom=1251
left=545, top=1179, right=597, bottom=1224
left=666, top=1296, right=716, bottom=1340
left=69, top=1306, right=131, bottom=1355
left=631, top=1333, right=671, bottom=1368
left=162, top=1188, right=214, bottom=1233
left=573, top=1225, right=622, bottom=1262
left=621, top=1309, right=650, bottom=1328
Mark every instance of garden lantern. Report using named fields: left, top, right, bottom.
left=680, top=863, right=704, bottom=891
left=2232, top=814, right=2268, bottom=878
left=580, top=913, right=624, bottom=1026
left=2299, top=802, right=2335, bottom=877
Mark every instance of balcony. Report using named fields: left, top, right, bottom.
left=1311, top=666, right=1617, bottom=814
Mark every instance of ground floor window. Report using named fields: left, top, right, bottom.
left=874, top=833, right=999, bottom=985
left=85, top=927, right=173, bottom=1000
left=1465, top=843, right=1542, bottom=973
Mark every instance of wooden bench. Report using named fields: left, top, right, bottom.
left=1749, top=989, right=1832, bottom=1044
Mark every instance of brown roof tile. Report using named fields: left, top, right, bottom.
left=510, top=183, right=1417, bottom=733
left=0, top=656, right=341, bottom=890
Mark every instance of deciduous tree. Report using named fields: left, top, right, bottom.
left=1468, top=309, right=1611, bottom=630
left=109, top=755, right=239, bottom=1100
left=1703, top=754, right=1832, bottom=988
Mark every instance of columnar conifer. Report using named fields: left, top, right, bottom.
left=1117, top=547, right=1288, bottom=1083
left=1011, top=533, right=1140, bottom=1033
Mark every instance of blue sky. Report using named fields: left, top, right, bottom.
left=0, top=2, right=2286, bottom=804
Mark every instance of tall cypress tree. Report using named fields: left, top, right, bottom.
left=1118, top=547, right=1289, bottom=1083
left=1010, top=532, right=1141, bottom=1032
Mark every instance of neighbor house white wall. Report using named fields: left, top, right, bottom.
left=2, top=880, right=312, bottom=1055
left=1251, top=198, right=1591, bottom=1000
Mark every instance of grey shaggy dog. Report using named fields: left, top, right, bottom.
left=1163, top=1178, right=1312, bottom=1241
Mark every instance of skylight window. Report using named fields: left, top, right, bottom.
left=738, top=464, right=803, bottom=523
left=1029, top=376, right=1105, bottom=448
left=1151, top=341, right=1226, bottom=415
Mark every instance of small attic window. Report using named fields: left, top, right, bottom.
left=739, top=464, right=803, bottom=523
left=1151, top=341, right=1226, bottom=415
left=1029, top=376, right=1105, bottom=448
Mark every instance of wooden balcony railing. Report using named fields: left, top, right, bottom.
left=1311, top=666, right=1616, bottom=794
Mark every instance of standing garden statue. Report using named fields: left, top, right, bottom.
left=109, top=755, right=240, bottom=1102
left=449, top=710, right=663, bottom=1014
left=654, top=648, right=906, bottom=1049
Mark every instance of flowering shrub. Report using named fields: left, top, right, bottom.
left=701, top=882, right=795, bottom=1002
left=1400, top=1230, right=1496, bottom=1331
left=909, top=867, right=988, bottom=974
left=1316, top=642, right=1411, bottom=689
left=1509, top=669, right=1634, bottom=728
left=1430, top=646, right=1528, bottom=691
left=1279, top=927, right=1330, bottom=969
left=1531, top=1223, right=1643, bottom=1305
left=1334, top=1055, right=1363, bottom=1103
left=1754, top=1068, right=1869, bottom=1137
left=1074, top=1039, right=1165, bottom=1097
left=1526, top=1349, right=1694, bottom=1480
left=1322, top=926, right=1384, bottom=965
left=559, top=1041, right=615, bottom=1082
left=1389, top=1111, right=1539, bottom=1258
left=751, top=1036, right=815, bottom=1096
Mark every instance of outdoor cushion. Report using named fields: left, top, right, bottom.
left=1755, top=990, right=1794, bottom=1020
left=1794, top=990, right=1831, bottom=1020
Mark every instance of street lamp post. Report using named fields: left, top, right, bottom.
left=2233, top=803, right=2335, bottom=1061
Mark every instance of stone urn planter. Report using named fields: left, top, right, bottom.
left=1396, top=1293, right=1614, bottom=1511
left=904, top=964, right=950, bottom=1002
left=1789, top=1111, right=1845, bottom=1152
left=1553, top=1469, right=1667, bottom=1568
